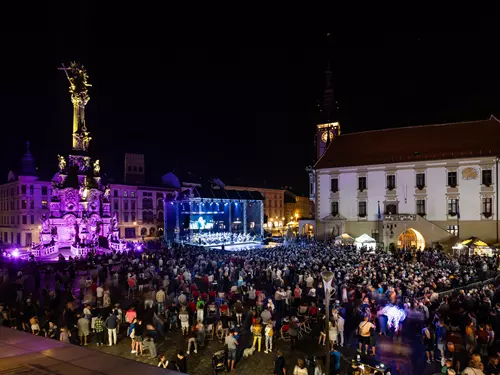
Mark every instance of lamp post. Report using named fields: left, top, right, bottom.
left=321, top=270, right=334, bottom=375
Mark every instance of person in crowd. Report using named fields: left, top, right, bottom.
left=225, top=329, right=238, bottom=371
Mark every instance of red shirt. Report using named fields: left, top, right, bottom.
left=188, top=301, right=197, bottom=313
left=309, top=306, right=318, bottom=316
left=192, top=290, right=200, bottom=299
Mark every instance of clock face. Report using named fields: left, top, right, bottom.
left=321, top=131, right=334, bottom=143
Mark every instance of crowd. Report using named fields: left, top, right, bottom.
left=0, top=239, right=498, bottom=375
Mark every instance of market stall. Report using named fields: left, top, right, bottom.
left=453, top=237, right=493, bottom=256
left=354, top=233, right=377, bottom=250
left=335, top=233, right=354, bottom=245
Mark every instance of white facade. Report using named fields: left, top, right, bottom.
left=314, top=156, right=498, bottom=247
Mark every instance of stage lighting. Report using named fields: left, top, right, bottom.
left=13, top=249, right=19, bottom=258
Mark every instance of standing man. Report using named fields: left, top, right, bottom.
left=225, top=329, right=238, bottom=371
left=104, top=311, right=118, bottom=346
left=156, top=288, right=166, bottom=314
left=274, top=349, right=287, bottom=375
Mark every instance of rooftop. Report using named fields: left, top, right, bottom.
left=315, top=115, right=500, bottom=169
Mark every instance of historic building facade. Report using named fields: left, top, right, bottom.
left=224, top=185, right=285, bottom=231
left=311, top=117, right=500, bottom=248
left=0, top=64, right=174, bottom=249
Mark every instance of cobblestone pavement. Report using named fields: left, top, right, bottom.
left=0, top=265, right=440, bottom=375
left=90, top=326, right=348, bottom=375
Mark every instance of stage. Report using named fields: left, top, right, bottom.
left=164, top=185, right=265, bottom=245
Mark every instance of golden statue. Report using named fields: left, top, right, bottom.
left=58, top=62, right=92, bottom=151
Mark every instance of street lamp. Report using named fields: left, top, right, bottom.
left=321, top=270, right=334, bottom=375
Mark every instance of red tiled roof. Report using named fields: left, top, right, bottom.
left=315, top=116, right=500, bottom=169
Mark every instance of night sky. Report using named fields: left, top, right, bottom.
left=1, top=5, right=499, bottom=194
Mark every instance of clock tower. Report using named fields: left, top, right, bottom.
left=316, top=62, right=340, bottom=160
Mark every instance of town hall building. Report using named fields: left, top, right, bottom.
left=311, top=115, right=500, bottom=249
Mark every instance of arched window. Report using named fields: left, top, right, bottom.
left=140, top=227, right=147, bottom=236
left=150, top=227, right=156, bottom=236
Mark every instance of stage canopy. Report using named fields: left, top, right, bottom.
left=354, top=233, right=377, bottom=250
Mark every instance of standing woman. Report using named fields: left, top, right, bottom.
left=293, top=358, right=308, bottom=375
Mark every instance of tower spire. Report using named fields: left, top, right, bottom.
left=315, top=33, right=341, bottom=160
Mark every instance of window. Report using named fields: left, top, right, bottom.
left=30, top=200, right=34, bottom=209
left=448, top=198, right=458, bottom=216
left=133, top=166, right=137, bottom=172
left=124, top=191, right=128, bottom=197
left=139, top=166, right=143, bottom=173
left=416, top=173, right=425, bottom=189
left=386, top=175, right=396, bottom=190
left=29, top=185, right=34, bottom=195
left=482, top=169, right=493, bottom=186
left=330, top=178, right=338, bottom=193
left=358, top=201, right=367, bottom=217
left=17, top=216, right=19, bottom=224
left=331, top=201, right=339, bottom=216
left=358, top=177, right=367, bottom=191
left=124, top=200, right=128, bottom=210
left=21, top=200, right=27, bottom=209
left=127, top=166, right=132, bottom=172
left=10, top=216, right=14, bottom=224
left=21, top=185, right=26, bottom=194
left=131, top=201, right=136, bottom=210
left=131, top=213, right=136, bottom=222
left=113, top=200, right=119, bottom=210
left=447, top=171, right=457, bottom=187
left=124, top=214, right=129, bottom=223
left=22, top=216, right=27, bottom=225
left=482, top=197, right=493, bottom=217
left=143, top=210, right=154, bottom=223
left=416, top=199, right=426, bottom=215
left=30, top=215, right=34, bottom=224
left=131, top=191, right=135, bottom=198
left=41, top=186, right=47, bottom=196
left=447, top=225, right=458, bottom=236
left=113, top=190, right=118, bottom=197
left=41, top=200, right=48, bottom=209
left=385, top=204, right=397, bottom=214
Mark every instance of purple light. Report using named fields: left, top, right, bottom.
left=12, top=249, right=20, bottom=258
left=137, top=245, right=142, bottom=251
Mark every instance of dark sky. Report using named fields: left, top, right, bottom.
left=1, top=4, right=499, bottom=194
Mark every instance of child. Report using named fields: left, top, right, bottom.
left=158, top=354, right=169, bottom=368
left=59, top=327, right=71, bottom=343
left=264, top=321, right=274, bottom=353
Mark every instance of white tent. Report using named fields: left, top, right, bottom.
left=354, top=233, right=377, bottom=250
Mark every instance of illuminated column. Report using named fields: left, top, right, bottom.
left=260, top=200, right=264, bottom=237
left=228, top=201, right=232, bottom=233
left=243, top=201, right=247, bottom=235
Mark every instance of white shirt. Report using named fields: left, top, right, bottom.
left=96, top=286, right=104, bottom=298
